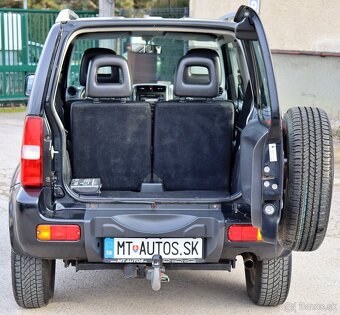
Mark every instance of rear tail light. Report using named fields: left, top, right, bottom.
left=228, top=225, right=262, bottom=242
left=21, top=116, right=44, bottom=187
left=37, top=225, right=81, bottom=241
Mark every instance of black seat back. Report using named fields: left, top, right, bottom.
left=65, top=48, right=119, bottom=135
left=154, top=50, right=234, bottom=191
left=71, top=55, right=151, bottom=191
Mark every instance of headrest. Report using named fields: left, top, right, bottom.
left=185, top=49, right=221, bottom=85
left=86, top=55, right=132, bottom=98
left=79, top=48, right=118, bottom=86
left=174, top=53, right=219, bottom=98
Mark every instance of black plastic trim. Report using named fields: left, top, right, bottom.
left=76, top=262, right=233, bottom=271
left=9, top=184, right=290, bottom=262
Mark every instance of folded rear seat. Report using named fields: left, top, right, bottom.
left=64, top=48, right=118, bottom=135
left=71, top=55, right=152, bottom=191
left=154, top=50, right=234, bottom=191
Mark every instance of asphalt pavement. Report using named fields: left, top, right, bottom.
left=0, top=112, right=339, bottom=315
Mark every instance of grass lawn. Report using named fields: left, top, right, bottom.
left=0, top=106, right=26, bottom=113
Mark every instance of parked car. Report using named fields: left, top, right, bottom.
left=9, top=5, right=333, bottom=308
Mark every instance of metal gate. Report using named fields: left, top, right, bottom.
left=0, top=7, right=188, bottom=104
left=0, top=8, right=96, bottom=103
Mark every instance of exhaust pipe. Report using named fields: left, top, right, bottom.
left=243, top=254, right=255, bottom=269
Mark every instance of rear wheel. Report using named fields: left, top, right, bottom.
left=11, top=250, right=55, bottom=308
left=280, top=107, right=333, bottom=251
left=245, top=254, right=292, bottom=306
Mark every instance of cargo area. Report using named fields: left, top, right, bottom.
left=68, top=97, right=235, bottom=199
left=58, top=31, right=241, bottom=201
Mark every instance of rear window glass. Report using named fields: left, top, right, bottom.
left=67, top=33, right=219, bottom=87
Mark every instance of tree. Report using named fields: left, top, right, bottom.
left=28, top=0, right=60, bottom=9
left=0, top=0, right=23, bottom=8
left=115, top=0, right=134, bottom=10
left=0, top=0, right=188, bottom=10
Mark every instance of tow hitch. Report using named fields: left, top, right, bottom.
left=146, top=255, right=170, bottom=291
left=122, top=255, right=170, bottom=291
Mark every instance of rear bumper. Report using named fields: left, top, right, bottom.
left=9, top=185, right=290, bottom=263
left=9, top=185, right=86, bottom=260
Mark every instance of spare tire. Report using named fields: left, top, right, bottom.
left=279, top=107, right=333, bottom=251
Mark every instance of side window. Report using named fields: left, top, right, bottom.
left=224, top=43, right=244, bottom=107
left=250, top=41, right=271, bottom=124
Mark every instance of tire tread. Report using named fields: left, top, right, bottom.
left=11, top=251, right=55, bottom=308
left=281, top=107, right=333, bottom=251
left=246, top=255, right=292, bottom=306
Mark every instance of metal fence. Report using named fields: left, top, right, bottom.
left=0, top=8, right=96, bottom=103
left=0, top=7, right=188, bottom=104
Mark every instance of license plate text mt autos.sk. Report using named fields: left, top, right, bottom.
left=104, top=238, right=203, bottom=260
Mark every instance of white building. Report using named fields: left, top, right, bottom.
left=190, top=0, right=340, bottom=129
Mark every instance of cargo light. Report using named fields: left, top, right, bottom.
left=228, top=225, right=262, bottom=242
left=21, top=116, right=44, bottom=187
left=37, top=225, right=81, bottom=241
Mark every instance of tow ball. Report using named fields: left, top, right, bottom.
left=146, top=255, right=170, bottom=291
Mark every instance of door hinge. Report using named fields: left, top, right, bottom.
left=51, top=172, right=65, bottom=198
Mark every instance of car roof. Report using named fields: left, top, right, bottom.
left=58, top=14, right=236, bottom=33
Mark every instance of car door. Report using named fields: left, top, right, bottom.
left=233, top=5, right=284, bottom=243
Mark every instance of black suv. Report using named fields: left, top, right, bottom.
left=9, top=6, right=333, bottom=308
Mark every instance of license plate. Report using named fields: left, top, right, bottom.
left=104, top=238, right=203, bottom=261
